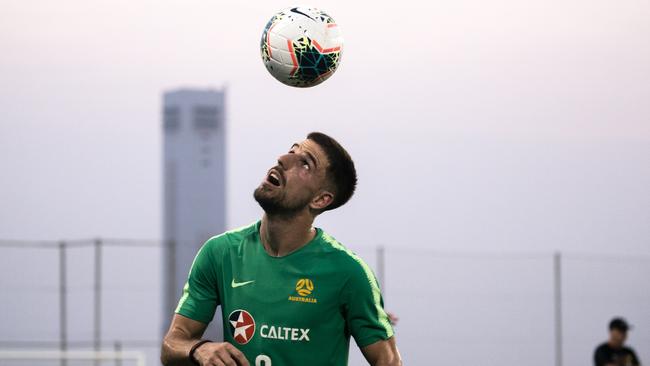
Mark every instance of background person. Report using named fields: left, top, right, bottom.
left=594, top=317, right=641, bottom=366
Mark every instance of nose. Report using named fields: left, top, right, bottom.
left=277, top=152, right=299, bottom=170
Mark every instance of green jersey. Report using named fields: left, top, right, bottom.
left=175, top=221, right=393, bottom=366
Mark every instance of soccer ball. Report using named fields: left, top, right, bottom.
left=260, top=7, right=343, bottom=88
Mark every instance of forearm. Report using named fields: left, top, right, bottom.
left=362, top=337, right=402, bottom=366
left=370, top=355, right=402, bottom=366
left=160, top=328, right=201, bottom=366
left=372, top=360, right=402, bottom=366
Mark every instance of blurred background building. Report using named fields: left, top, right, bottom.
left=162, top=88, right=227, bottom=339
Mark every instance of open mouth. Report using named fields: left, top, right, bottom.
left=266, top=168, right=282, bottom=187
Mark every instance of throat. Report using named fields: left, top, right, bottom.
left=260, top=214, right=316, bottom=257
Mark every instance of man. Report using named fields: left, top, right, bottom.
left=161, top=132, right=402, bottom=366
left=594, top=318, right=641, bottom=366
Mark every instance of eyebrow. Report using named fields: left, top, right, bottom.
left=290, top=143, right=318, bottom=168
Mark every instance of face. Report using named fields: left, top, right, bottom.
left=609, top=329, right=627, bottom=347
left=254, top=139, right=333, bottom=215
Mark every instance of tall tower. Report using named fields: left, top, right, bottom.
left=162, top=88, right=226, bottom=338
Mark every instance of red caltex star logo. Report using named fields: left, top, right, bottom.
left=228, top=309, right=256, bottom=345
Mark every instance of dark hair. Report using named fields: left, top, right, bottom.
left=307, top=132, right=357, bottom=211
left=609, top=318, right=630, bottom=332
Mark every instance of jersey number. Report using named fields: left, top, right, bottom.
left=255, top=355, right=271, bottom=366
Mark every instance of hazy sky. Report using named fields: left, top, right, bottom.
left=1, top=1, right=649, bottom=365
left=1, top=0, right=648, bottom=255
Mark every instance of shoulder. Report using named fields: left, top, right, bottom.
left=595, top=343, right=609, bottom=352
left=203, top=221, right=259, bottom=254
left=623, top=346, right=638, bottom=355
left=318, top=231, right=377, bottom=282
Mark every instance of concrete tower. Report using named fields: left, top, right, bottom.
left=162, top=88, right=226, bottom=338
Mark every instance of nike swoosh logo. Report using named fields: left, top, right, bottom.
left=290, top=7, right=315, bottom=21
left=231, top=279, right=255, bottom=288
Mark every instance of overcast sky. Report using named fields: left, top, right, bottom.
left=1, top=0, right=648, bottom=255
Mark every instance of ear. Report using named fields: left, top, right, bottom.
left=310, top=190, right=334, bottom=211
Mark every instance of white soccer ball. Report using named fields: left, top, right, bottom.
left=260, top=7, right=343, bottom=88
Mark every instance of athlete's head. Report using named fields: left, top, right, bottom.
left=254, top=132, right=357, bottom=216
left=608, top=318, right=630, bottom=347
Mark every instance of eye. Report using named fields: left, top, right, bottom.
left=301, top=158, right=310, bottom=170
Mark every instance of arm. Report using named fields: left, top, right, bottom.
left=361, top=337, right=402, bottom=366
left=341, top=256, right=399, bottom=365
left=161, top=237, right=247, bottom=365
left=161, top=313, right=249, bottom=366
left=161, top=314, right=206, bottom=365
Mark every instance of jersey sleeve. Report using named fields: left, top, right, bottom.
left=175, top=237, right=222, bottom=324
left=341, top=256, right=394, bottom=348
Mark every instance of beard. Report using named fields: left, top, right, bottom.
left=253, top=186, right=310, bottom=216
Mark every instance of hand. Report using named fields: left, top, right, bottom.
left=194, top=342, right=250, bottom=366
left=387, top=312, right=399, bottom=326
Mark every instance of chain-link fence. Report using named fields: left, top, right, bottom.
left=1, top=240, right=648, bottom=366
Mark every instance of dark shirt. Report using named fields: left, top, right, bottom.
left=594, top=343, right=641, bottom=366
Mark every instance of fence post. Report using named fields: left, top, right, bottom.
left=163, top=239, right=177, bottom=335
left=376, top=245, right=386, bottom=296
left=554, top=252, right=563, bottom=366
left=58, top=241, right=67, bottom=366
left=94, top=238, right=102, bottom=366
left=114, top=340, right=122, bottom=366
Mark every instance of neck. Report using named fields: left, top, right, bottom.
left=608, top=340, right=622, bottom=349
left=259, top=210, right=316, bottom=257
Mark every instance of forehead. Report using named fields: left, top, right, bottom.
left=292, top=139, right=330, bottom=168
